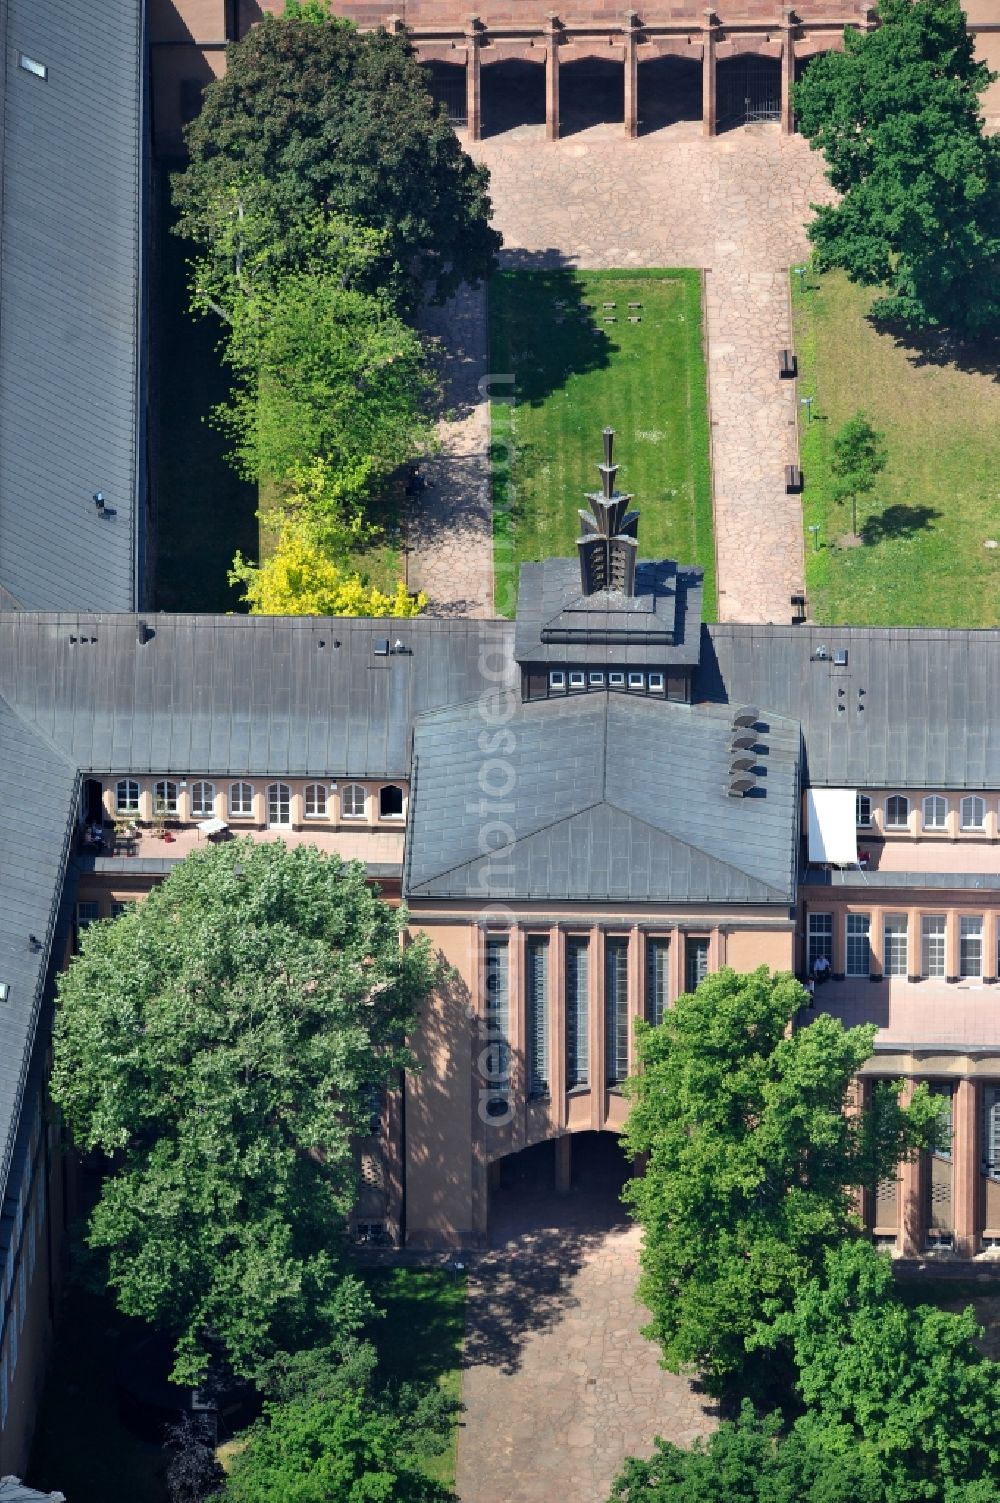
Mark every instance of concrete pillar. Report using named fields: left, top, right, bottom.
left=899, top=1081, right=924, bottom=1255
left=867, top=904, right=884, bottom=979
left=554, top=1134, right=572, bottom=1195
left=290, top=788, right=304, bottom=829
left=177, top=784, right=191, bottom=824
left=252, top=788, right=267, bottom=828
left=907, top=906, right=922, bottom=982
left=953, top=1077, right=979, bottom=1257
left=545, top=14, right=561, bottom=141
left=702, top=9, right=717, bottom=137
left=946, top=908, right=960, bottom=983
left=985, top=911, right=998, bottom=984
left=623, top=11, right=639, bottom=140
left=466, top=18, right=482, bottom=141
left=780, top=7, right=795, bottom=135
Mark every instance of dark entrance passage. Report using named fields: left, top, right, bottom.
left=718, top=54, right=781, bottom=129
left=82, top=777, right=104, bottom=827
left=424, top=61, right=467, bottom=127
left=560, top=58, right=624, bottom=136
left=481, top=59, right=545, bottom=137
left=638, top=55, right=702, bottom=134
left=488, top=1131, right=632, bottom=1246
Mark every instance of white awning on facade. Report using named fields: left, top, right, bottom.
left=806, top=788, right=858, bottom=866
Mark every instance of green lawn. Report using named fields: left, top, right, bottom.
left=151, top=164, right=259, bottom=612
left=792, top=268, right=1000, bottom=626
left=362, top=1265, right=466, bottom=1490
left=489, top=268, right=714, bottom=618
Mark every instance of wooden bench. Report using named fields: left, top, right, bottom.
left=778, top=348, right=797, bottom=378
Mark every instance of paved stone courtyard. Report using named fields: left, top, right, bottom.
left=456, top=1136, right=717, bottom=1503
left=407, top=123, right=833, bottom=620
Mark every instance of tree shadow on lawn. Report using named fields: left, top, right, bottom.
left=860, top=503, right=941, bottom=545
left=870, top=314, right=1000, bottom=384
left=490, top=252, right=614, bottom=408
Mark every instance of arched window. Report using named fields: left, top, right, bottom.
left=961, top=795, right=985, bottom=831
left=379, top=784, right=404, bottom=819
left=922, top=795, right=948, bottom=830
left=856, top=794, right=872, bottom=827
left=304, top=783, right=328, bottom=819
left=191, top=781, right=216, bottom=818
left=885, top=795, right=910, bottom=829
left=341, top=784, right=367, bottom=819
left=153, top=780, right=178, bottom=817
left=229, top=782, right=254, bottom=819
left=267, top=782, right=291, bottom=827
left=115, top=779, right=139, bottom=815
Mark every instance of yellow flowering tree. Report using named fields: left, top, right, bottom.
left=229, top=523, right=424, bottom=618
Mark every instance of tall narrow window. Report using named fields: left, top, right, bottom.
left=922, top=796, right=947, bottom=830
left=526, top=937, right=549, bottom=1099
left=267, top=782, right=291, bottom=827
left=961, top=796, right=985, bottom=831
left=960, top=916, right=983, bottom=978
left=484, top=937, right=510, bottom=1109
left=566, top=937, right=589, bottom=1089
left=605, top=938, right=629, bottom=1085
left=885, top=795, right=909, bottom=829
left=304, top=783, right=327, bottom=819
left=846, top=913, right=871, bottom=977
left=807, top=913, right=833, bottom=970
left=76, top=901, right=99, bottom=930
left=645, top=938, right=670, bottom=1027
left=856, top=793, right=872, bottom=827
left=229, top=782, right=254, bottom=818
left=883, top=915, right=908, bottom=977
left=379, top=784, right=404, bottom=819
left=921, top=916, right=946, bottom=979
left=685, top=936, right=709, bottom=993
left=153, top=780, right=178, bottom=817
left=191, top=781, right=215, bottom=818
left=115, top=779, right=139, bottom=815
left=983, top=1086, right=1000, bottom=1180
left=341, top=784, right=367, bottom=819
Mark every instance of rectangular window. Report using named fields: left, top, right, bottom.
left=548, top=671, right=565, bottom=690
left=883, top=914, right=908, bottom=977
left=983, top=1086, right=1000, bottom=1179
left=645, top=938, right=670, bottom=1027
left=921, top=916, right=946, bottom=979
left=605, top=937, right=629, bottom=1085
left=18, top=54, right=47, bottom=80
left=923, top=796, right=947, bottom=830
left=76, top=901, right=99, bottom=929
left=648, top=673, right=665, bottom=693
left=566, top=937, right=589, bottom=1089
left=568, top=671, right=585, bottom=689
left=484, top=938, right=510, bottom=1106
left=685, top=936, right=709, bottom=993
left=960, top=916, right=983, bottom=979
left=588, top=672, right=605, bottom=686
left=627, top=672, right=644, bottom=689
left=961, top=796, right=985, bottom=831
left=608, top=672, right=625, bottom=687
left=807, top=913, right=833, bottom=970
left=856, top=794, right=872, bottom=827
left=526, top=937, right=549, bottom=1099
left=846, top=913, right=871, bottom=977
left=110, top=901, right=128, bottom=919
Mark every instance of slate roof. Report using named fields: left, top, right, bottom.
left=0, top=613, right=514, bottom=778
left=515, top=558, right=703, bottom=666
left=0, top=698, right=77, bottom=1210
left=405, top=694, right=800, bottom=903
left=701, top=624, right=1000, bottom=789
left=0, top=0, right=145, bottom=611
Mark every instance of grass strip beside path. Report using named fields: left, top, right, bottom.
left=792, top=269, right=1000, bottom=627
left=490, top=268, right=714, bottom=619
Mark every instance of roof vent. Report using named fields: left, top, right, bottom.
left=730, top=753, right=756, bottom=773
left=731, top=731, right=757, bottom=752
left=732, top=706, right=759, bottom=728
left=137, top=620, right=151, bottom=645
left=373, top=639, right=389, bottom=657
left=834, top=648, right=848, bottom=666
left=727, top=774, right=757, bottom=798
left=813, top=645, right=828, bottom=661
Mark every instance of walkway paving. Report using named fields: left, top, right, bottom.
left=409, top=285, right=494, bottom=617
left=457, top=1137, right=717, bottom=1503
left=460, top=122, right=833, bottom=622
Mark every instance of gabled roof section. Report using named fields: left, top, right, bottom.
left=0, top=695, right=78, bottom=1206
left=406, top=694, right=800, bottom=902
left=0, top=0, right=144, bottom=610
left=701, top=624, right=1000, bottom=789
left=0, top=613, right=515, bottom=779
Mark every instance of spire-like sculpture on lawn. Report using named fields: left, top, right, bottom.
left=577, top=427, right=639, bottom=597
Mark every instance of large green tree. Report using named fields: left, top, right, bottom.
left=173, top=14, right=500, bottom=314
left=622, top=967, right=941, bottom=1396
left=51, top=841, right=439, bottom=1384
left=794, top=0, right=1000, bottom=332
left=774, top=1240, right=1000, bottom=1503
left=610, top=1403, right=882, bottom=1503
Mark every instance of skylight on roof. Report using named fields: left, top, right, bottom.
left=18, top=54, right=48, bottom=80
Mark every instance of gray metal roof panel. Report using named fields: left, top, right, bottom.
left=0, top=0, right=143, bottom=611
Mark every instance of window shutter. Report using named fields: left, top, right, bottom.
left=526, top=938, right=549, bottom=1098
left=566, top=938, right=589, bottom=1088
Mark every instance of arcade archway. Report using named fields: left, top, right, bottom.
left=424, top=60, right=467, bottom=127
left=481, top=58, right=545, bottom=137
left=638, top=55, right=702, bottom=134
left=487, top=1131, right=634, bottom=1246
left=559, top=57, right=625, bottom=136
left=717, top=53, right=781, bottom=129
